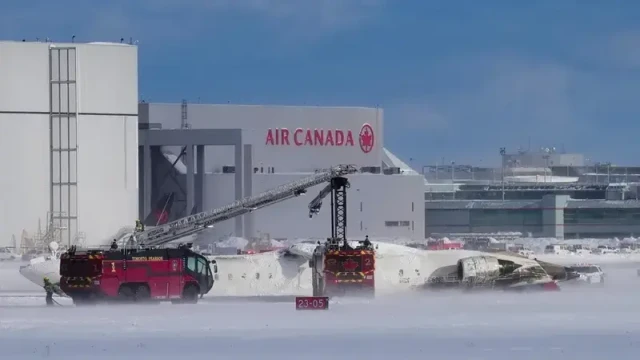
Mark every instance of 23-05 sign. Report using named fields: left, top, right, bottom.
left=295, top=296, right=329, bottom=310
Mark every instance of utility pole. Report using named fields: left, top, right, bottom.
left=543, top=154, right=550, bottom=183
left=500, top=147, right=506, bottom=200
left=451, top=161, right=455, bottom=182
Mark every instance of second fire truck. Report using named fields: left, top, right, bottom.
left=307, top=176, right=376, bottom=297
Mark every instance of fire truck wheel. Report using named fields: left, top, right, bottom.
left=118, top=285, right=135, bottom=302
left=135, top=285, right=151, bottom=302
left=182, top=285, right=199, bottom=304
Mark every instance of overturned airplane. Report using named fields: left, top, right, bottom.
left=19, top=240, right=573, bottom=298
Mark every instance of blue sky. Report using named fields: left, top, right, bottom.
left=3, top=0, right=640, bottom=167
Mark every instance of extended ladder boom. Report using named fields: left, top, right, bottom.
left=138, top=164, right=358, bottom=246
left=308, top=183, right=333, bottom=218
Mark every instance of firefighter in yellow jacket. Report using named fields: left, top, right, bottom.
left=43, top=277, right=54, bottom=306
left=135, top=219, right=144, bottom=232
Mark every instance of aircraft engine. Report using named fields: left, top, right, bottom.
left=456, top=256, right=501, bottom=285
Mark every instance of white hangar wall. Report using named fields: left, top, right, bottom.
left=203, top=172, right=425, bottom=241
left=0, top=41, right=138, bottom=248
left=144, top=104, right=384, bottom=172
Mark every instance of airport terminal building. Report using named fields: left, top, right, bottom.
left=423, top=151, right=640, bottom=239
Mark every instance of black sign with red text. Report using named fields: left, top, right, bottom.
left=295, top=296, right=329, bottom=310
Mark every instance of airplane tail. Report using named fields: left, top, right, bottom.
left=143, top=192, right=175, bottom=227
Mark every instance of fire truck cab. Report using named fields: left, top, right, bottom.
left=59, top=244, right=215, bottom=305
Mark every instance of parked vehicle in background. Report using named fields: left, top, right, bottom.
left=593, top=245, right=618, bottom=255
left=619, top=243, right=640, bottom=254
left=544, top=244, right=571, bottom=255
left=427, top=239, right=462, bottom=250
left=517, top=248, right=535, bottom=258
left=569, top=244, right=592, bottom=255
left=567, top=264, right=605, bottom=285
left=0, top=247, right=19, bottom=261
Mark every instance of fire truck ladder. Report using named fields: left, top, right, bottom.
left=136, top=164, right=358, bottom=247
left=308, top=176, right=350, bottom=250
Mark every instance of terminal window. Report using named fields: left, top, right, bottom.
left=564, top=208, right=640, bottom=225
left=385, top=221, right=411, bottom=227
left=470, top=209, right=543, bottom=227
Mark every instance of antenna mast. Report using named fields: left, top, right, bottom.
left=181, top=99, right=190, bottom=129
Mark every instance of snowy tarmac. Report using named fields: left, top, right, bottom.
left=2, top=288, right=640, bottom=359
left=1, top=261, right=640, bottom=359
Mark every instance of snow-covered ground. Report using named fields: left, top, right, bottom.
left=1, top=259, right=640, bottom=359
left=1, top=281, right=640, bottom=359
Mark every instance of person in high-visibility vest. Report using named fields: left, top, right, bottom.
left=135, top=219, right=144, bottom=232
left=43, top=277, right=54, bottom=306
left=363, top=235, right=372, bottom=249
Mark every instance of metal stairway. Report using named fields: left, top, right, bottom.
left=134, top=164, right=358, bottom=247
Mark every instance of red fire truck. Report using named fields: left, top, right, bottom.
left=59, top=244, right=215, bottom=305
left=307, top=176, right=376, bottom=298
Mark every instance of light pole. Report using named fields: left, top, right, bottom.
left=584, top=157, right=591, bottom=183
left=451, top=161, right=455, bottom=182
left=500, top=147, right=506, bottom=200
left=625, top=167, right=628, bottom=183
left=543, top=154, right=550, bottom=182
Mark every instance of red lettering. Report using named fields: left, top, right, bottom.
left=313, top=129, right=324, bottom=146
left=266, top=128, right=356, bottom=147
left=294, top=128, right=304, bottom=146
left=345, top=131, right=354, bottom=146
left=325, top=131, right=334, bottom=146
left=335, top=130, right=344, bottom=146
left=304, top=130, right=313, bottom=145
left=265, top=129, right=274, bottom=145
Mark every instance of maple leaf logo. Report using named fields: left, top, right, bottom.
left=359, top=123, right=374, bottom=154
left=154, top=210, right=169, bottom=224
left=342, top=258, right=359, bottom=272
